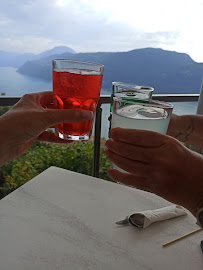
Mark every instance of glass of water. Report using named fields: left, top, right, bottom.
left=110, top=82, right=154, bottom=113
left=111, top=97, right=173, bottom=172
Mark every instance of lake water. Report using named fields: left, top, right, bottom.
left=0, top=67, right=198, bottom=139
left=0, top=67, right=52, bottom=96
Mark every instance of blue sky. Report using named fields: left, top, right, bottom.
left=0, top=0, right=203, bottom=62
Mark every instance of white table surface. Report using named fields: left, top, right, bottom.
left=0, top=166, right=203, bottom=270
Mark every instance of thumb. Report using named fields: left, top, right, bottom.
left=43, top=109, right=93, bottom=127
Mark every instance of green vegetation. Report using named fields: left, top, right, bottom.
left=0, top=141, right=111, bottom=199
left=0, top=106, right=11, bottom=116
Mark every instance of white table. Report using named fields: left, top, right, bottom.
left=0, top=166, right=203, bottom=270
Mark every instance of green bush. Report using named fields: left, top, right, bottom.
left=0, top=141, right=112, bottom=199
left=0, top=106, right=11, bottom=116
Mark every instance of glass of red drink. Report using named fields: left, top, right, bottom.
left=52, top=59, right=104, bottom=140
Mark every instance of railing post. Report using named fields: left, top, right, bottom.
left=93, top=102, right=102, bottom=178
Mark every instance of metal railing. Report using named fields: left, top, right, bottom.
left=0, top=94, right=200, bottom=178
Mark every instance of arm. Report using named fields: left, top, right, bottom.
left=167, top=114, right=203, bottom=148
left=0, top=91, right=92, bottom=167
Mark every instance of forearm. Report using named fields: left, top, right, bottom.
left=168, top=114, right=203, bottom=148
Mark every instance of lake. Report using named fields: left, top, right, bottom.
left=0, top=67, right=198, bottom=139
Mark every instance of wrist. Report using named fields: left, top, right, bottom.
left=168, top=114, right=193, bottom=143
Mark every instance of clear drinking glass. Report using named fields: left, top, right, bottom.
left=111, top=97, right=173, bottom=172
left=109, top=82, right=154, bottom=130
left=52, top=59, right=104, bottom=140
left=110, top=82, right=154, bottom=113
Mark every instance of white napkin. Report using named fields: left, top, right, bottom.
left=116, top=205, right=187, bottom=228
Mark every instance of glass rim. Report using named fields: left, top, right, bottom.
left=52, top=59, right=104, bottom=68
left=113, top=96, right=174, bottom=109
left=112, top=81, right=154, bottom=92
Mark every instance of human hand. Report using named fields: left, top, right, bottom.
left=105, top=127, right=203, bottom=216
left=0, top=91, right=93, bottom=166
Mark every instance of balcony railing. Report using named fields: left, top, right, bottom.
left=0, top=94, right=200, bottom=178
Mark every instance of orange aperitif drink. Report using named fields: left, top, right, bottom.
left=52, top=60, right=104, bottom=140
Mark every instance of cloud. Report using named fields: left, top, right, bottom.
left=0, top=0, right=203, bottom=61
left=0, top=36, right=60, bottom=54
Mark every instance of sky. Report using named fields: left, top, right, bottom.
left=0, top=0, right=203, bottom=62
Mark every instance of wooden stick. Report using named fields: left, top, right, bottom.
left=162, top=228, right=202, bottom=247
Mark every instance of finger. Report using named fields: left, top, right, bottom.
left=42, top=109, right=93, bottom=127
left=36, top=91, right=54, bottom=107
left=20, top=91, right=54, bottom=107
left=36, top=131, right=73, bottom=143
left=107, top=169, right=152, bottom=191
left=105, top=149, right=150, bottom=177
left=106, top=139, right=152, bottom=163
left=109, top=127, right=168, bottom=147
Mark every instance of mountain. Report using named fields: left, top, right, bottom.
left=0, top=46, right=76, bottom=68
left=17, top=48, right=203, bottom=94
left=35, top=46, right=76, bottom=59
